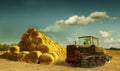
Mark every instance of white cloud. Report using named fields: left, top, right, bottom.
left=40, top=25, right=63, bottom=33
left=89, top=11, right=109, bottom=19
left=56, top=11, right=117, bottom=25
left=104, top=38, right=120, bottom=43
left=117, top=39, right=120, bottom=42
left=98, top=30, right=120, bottom=48
left=56, top=15, right=94, bottom=25
left=103, top=38, right=120, bottom=48
left=99, top=31, right=111, bottom=38
left=104, top=37, right=114, bottom=43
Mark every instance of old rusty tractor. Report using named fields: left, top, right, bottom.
left=65, top=36, right=112, bottom=67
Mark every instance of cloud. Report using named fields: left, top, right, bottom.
left=104, top=37, right=115, bottom=43
left=56, top=11, right=117, bottom=25
left=89, top=11, right=109, bottom=19
left=56, top=15, right=94, bottom=25
left=98, top=30, right=120, bottom=48
left=40, top=25, right=63, bottom=33
left=104, top=38, right=120, bottom=43
left=99, top=31, right=112, bottom=38
left=103, top=37, right=120, bottom=48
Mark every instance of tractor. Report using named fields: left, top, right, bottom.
left=65, top=36, right=112, bottom=67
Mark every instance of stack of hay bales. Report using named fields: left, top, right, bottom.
left=18, top=28, right=65, bottom=61
left=2, top=28, right=66, bottom=65
left=2, top=46, right=20, bottom=61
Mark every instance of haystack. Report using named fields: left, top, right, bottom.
left=18, top=51, right=30, bottom=61
left=39, top=53, right=54, bottom=64
left=26, top=51, right=42, bottom=63
left=1, top=28, right=66, bottom=64
left=18, top=28, right=65, bottom=56
left=17, top=28, right=66, bottom=64
left=9, top=46, right=20, bottom=53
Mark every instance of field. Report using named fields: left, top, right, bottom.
left=0, top=50, right=120, bottom=71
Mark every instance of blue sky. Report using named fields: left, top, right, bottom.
left=0, top=0, right=120, bottom=48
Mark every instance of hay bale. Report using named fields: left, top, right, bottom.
left=27, top=28, right=40, bottom=38
left=26, top=51, right=42, bottom=63
left=9, top=46, right=20, bottom=53
left=31, top=31, right=39, bottom=38
left=10, top=52, right=20, bottom=61
left=2, top=52, right=19, bottom=61
left=49, top=52, right=58, bottom=61
left=32, top=37, right=43, bottom=44
left=2, top=51, right=20, bottom=61
left=27, top=28, right=37, bottom=34
left=27, top=42, right=36, bottom=51
left=19, top=41, right=31, bottom=51
left=39, top=53, right=54, bottom=64
left=36, top=44, right=51, bottom=53
left=18, top=51, right=30, bottom=61
left=21, top=33, right=32, bottom=42
left=1, top=51, right=11, bottom=59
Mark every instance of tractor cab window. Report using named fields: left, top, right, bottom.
left=77, top=38, right=91, bottom=46
left=83, top=38, right=91, bottom=45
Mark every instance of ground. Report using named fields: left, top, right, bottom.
left=0, top=50, right=120, bottom=71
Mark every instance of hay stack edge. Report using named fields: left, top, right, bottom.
left=1, top=28, right=66, bottom=64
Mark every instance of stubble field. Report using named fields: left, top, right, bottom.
left=0, top=50, right=120, bottom=71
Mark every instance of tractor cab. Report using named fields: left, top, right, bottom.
left=76, top=36, right=99, bottom=46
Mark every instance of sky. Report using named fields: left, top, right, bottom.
left=0, top=0, right=120, bottom=48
